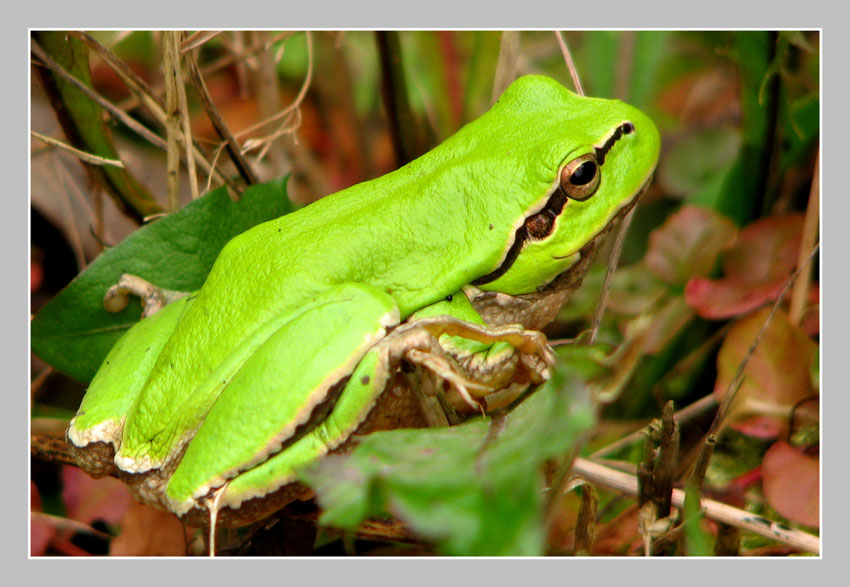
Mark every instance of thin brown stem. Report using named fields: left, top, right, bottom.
left=185, top=50, right=259, bottom=187
left=554, top=31, right=584, bottom=96
left=491, top=31, right=521, bottom=104
left=162, top=32, right=182, bottom=212
left=31, top=39, right=168, bottom=151
left=235, top=31, right=313, bottom=141
left=31, top=131, right=124, bottom=167
left=180, top=31, right=223, bottom=54
left=69, top=31, right=232, bottom=192
left=173, top=34, right=200, bottom=199
left=589, top=204, right=636, bottom=344
left=789, top=149, right=820, bottom=326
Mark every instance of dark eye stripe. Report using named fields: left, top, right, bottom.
left=471, top=187, right=568, bottom=286
left=473, top=121, right=634, bottom=287
left=595, top=122, right=634, bottom=166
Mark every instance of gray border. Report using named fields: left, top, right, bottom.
left=15, top=0, right=840, bottom=583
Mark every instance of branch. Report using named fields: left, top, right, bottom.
left=572, top=456, right=819, bottom=555
left=31, top=432, right=819, bottom=554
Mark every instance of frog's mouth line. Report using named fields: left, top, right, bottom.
left=472, top=160, right=650, bottom=289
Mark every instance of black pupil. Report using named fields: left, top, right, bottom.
left=570, top=161, right=597, bottom=186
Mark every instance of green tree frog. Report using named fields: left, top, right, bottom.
left=67, top=75, right=660, bottom=528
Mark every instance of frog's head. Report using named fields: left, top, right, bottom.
left=470, top=75, right=660, bottom=298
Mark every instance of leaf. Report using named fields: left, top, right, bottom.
left=658, top=127, right=741, bottom=200
left=714, top=32, right=776, bottom=225
left=607, top=262, right=667, bottom=316
left=61, top=465, right=133, bottom=527
left=31, top=482, right=55, bottom=556
left=645, top=205, right=737, bottom=286
left=301, top=352, right=597, bottom=556
left=642, top=295, right=695, bottom=355
left=721, top=214, right=803, bottom=279
left=714, top=308, right=817, bottom=436
left=780, top=95, right=819, bottom=172
left=685, top=279, right=785, bottom=321
left=33, top=31, right=161, bottom=221
left=31, top=178, right=293, bottom=382
left=682, top=482, right=713, bottom=556
left=761, top=441, right=819, bottom=528
left=685, top=214, right=803, bottom=319
left=592, top=504, right=641, bottom=555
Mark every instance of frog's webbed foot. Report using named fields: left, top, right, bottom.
left=104, top=273, right=190, bottom=317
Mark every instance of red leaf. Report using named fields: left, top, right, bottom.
left=646, top=206, right=737, bottom=286
left=722, top=215, right=803, bottom=279
left=685, top=277, right=785, bottom=320
left=729, top=415, right=783, bottom=439
left=61, top=465, right=133, bottom=527
left=685, top=214, right=804, bottom=319
left=31, top=481, right=55, bottom=556
left=762, top=441, right=819, bottom=528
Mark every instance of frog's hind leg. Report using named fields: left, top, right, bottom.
left=163, top=282, right=401, bottom=520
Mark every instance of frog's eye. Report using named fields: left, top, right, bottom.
left=560, top=153, right=600, bottom=201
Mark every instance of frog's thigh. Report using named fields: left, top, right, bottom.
left=164, top=283, right=399, bottom=514
left=67, top=296, right=194, bottom=476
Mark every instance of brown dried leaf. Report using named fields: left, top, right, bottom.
left=714, top=308, right=817, bottom=435
left=109, top=502, right=192, bottom=556
left=592, top=504, right=641, bottom=556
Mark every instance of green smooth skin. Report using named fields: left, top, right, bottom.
left=68, top=75, right=660, bottom=518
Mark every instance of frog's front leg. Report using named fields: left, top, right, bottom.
left=384, top=291, right=556, bottom=418
left=103, top=273, right=191, bottom=317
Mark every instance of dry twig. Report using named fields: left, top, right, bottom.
left=31, top=131, right=124, bottom=167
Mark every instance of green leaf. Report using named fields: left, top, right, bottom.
left=717, top=32, right=777, bottom=224
left=658, top=127, right=741, bottom=201
left=628, top=31, right=671, bottom=109
left=682, top=482, right=713, bottom=555
left=300, top=349, right=597, bottom=556
left=31, top=177, right=294, bottom=382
